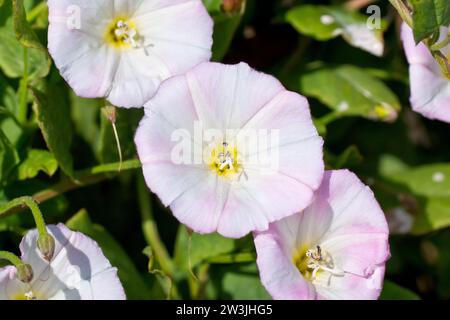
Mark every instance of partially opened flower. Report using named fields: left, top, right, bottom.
left=401, top=23, right=450, bottom=123
left=47, top=0, right=213, bottom=108
left=254, top=170, right=390, bottom=300
left=135, top=62, right=324, bottom=238
left=0, top=224, right=125, bottom=300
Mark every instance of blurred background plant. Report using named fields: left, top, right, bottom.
left=0, top=0, right=449, bottom=300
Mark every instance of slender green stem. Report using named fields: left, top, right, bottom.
left=17, top=48, right=29, bottom=124
left=0, top=251, right=23, bottom=268
left=316, top=111, right=343, bottom=127
left=0, top=159, right=141, bottom=218
left=430, top=33, right=450, bottom=52
left=111, top=122, right=123, bottom=172
left=137, top=175, right=181, bottom=299
left=0, top=197, right=47, bottom=238
left=137, top=175, right=174, bottom=276
left=389, top=0, right=412, bottom=28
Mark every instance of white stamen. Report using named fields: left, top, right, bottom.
left=219, top=151, right=234, bottom=170
left=114, top=20, right=142, bottom=48
left=24, top=290, right=37, bottom=300
left=305, top=245, right=344, bottom=283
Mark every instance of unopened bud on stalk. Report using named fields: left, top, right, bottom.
left=16, top=264, right=34, bottom=283
left=102, top=105, right=117, bottom=123
left=221, top=0, right=244, bottom=14
left=37, top=234, right=55, bottom=261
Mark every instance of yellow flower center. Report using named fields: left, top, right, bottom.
left=293, top=245, right=344, bottom=282
left=12, top=290, right=44, bottom=300
left=208, top=142, right=242, bottom=179
left=105, top=17, right=141, bottom=49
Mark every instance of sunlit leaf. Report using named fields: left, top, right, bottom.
left=174, top=226, right=237, bottom=273
left=410, top=0, right=450, bottom=43
left=286, top=5, right=385, bottom=56
left=300, top=65, right=401, bottom=122
left=17, top=149, right=58, bottom=180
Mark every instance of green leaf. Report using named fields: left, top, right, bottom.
left=0, top=75, right=24, bottom=147
left=410, top=0, right=450, bottom=43
left=300, top=65, right=401, bottom=122
left=70, top=93, right=102, bottom=153
left=412, top=197, right=450, bottom=235
left=0, top=0, right=50, bottom=79
left=66, top=209, right=153, bottom=300
left=206, top=263, right=271, bottom=299
left=0, top=128, right=19, bottom=184
left=379, top=160, right=450, bottom=234
left=174, top=226, right=237, bottom=272
left=388, top=164, right=450, bottom=198
left=286, top=5, right=385, bottom=56
left=31, top=87, right=74, bottom=177
left=380, top=280, right=420, bottom=300
left=17, top=149, right=58, bottom=180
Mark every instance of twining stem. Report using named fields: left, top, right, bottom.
left=0, top=159, right=141, bottom=218
left=430, top=33, right=450, bottom=52
left=137, top=175, right=174, bottom=275
left=315, top=110, right=343, bottom=127
left=388, top=0, right=412, bottom=28
left=0, top=251, right=24, bottom=269
left=0, top=196, right=47, bottom=239
left=17, top=47, right=29, bottom=124
left=137, top=175, right=181, bottom=299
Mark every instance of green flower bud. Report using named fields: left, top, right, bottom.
left=221, top=0, right=244, bottom=14
left=37, top=234, right=55, bottom=261
left=16, top=264, right=33, bottom=283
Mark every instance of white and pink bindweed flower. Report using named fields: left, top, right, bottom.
left=0, top=224, right=125, bottom=300
left=401, top=23, right=450, bottom=123
left=47, top=0, right=213, bottom=108
left=135, top=62, right=324, bottom=238
left=254, top=170, right=390, bottom=300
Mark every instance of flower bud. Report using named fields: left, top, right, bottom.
left=102, top=106, right=117, bottom=123
left=37, top=234, right=55, bottom=261
left=16, top=264, right=33, bottom=283
left=221, top=0, right=244, bottom=14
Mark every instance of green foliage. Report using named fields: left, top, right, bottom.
left=301, top=65, right=401, bottom=122
left=380, top=280, right=421, bottom=300
left=286, top=5, right=386, bottom=56
left=410, top=0, right=450, bottom=43
left=174, top=226, right=237, bottom=272
left=31, top=87, right=74, bottom=177
left=0, top=129, right=19, bottom=184
left=0, top=0, right=448, bottom=301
